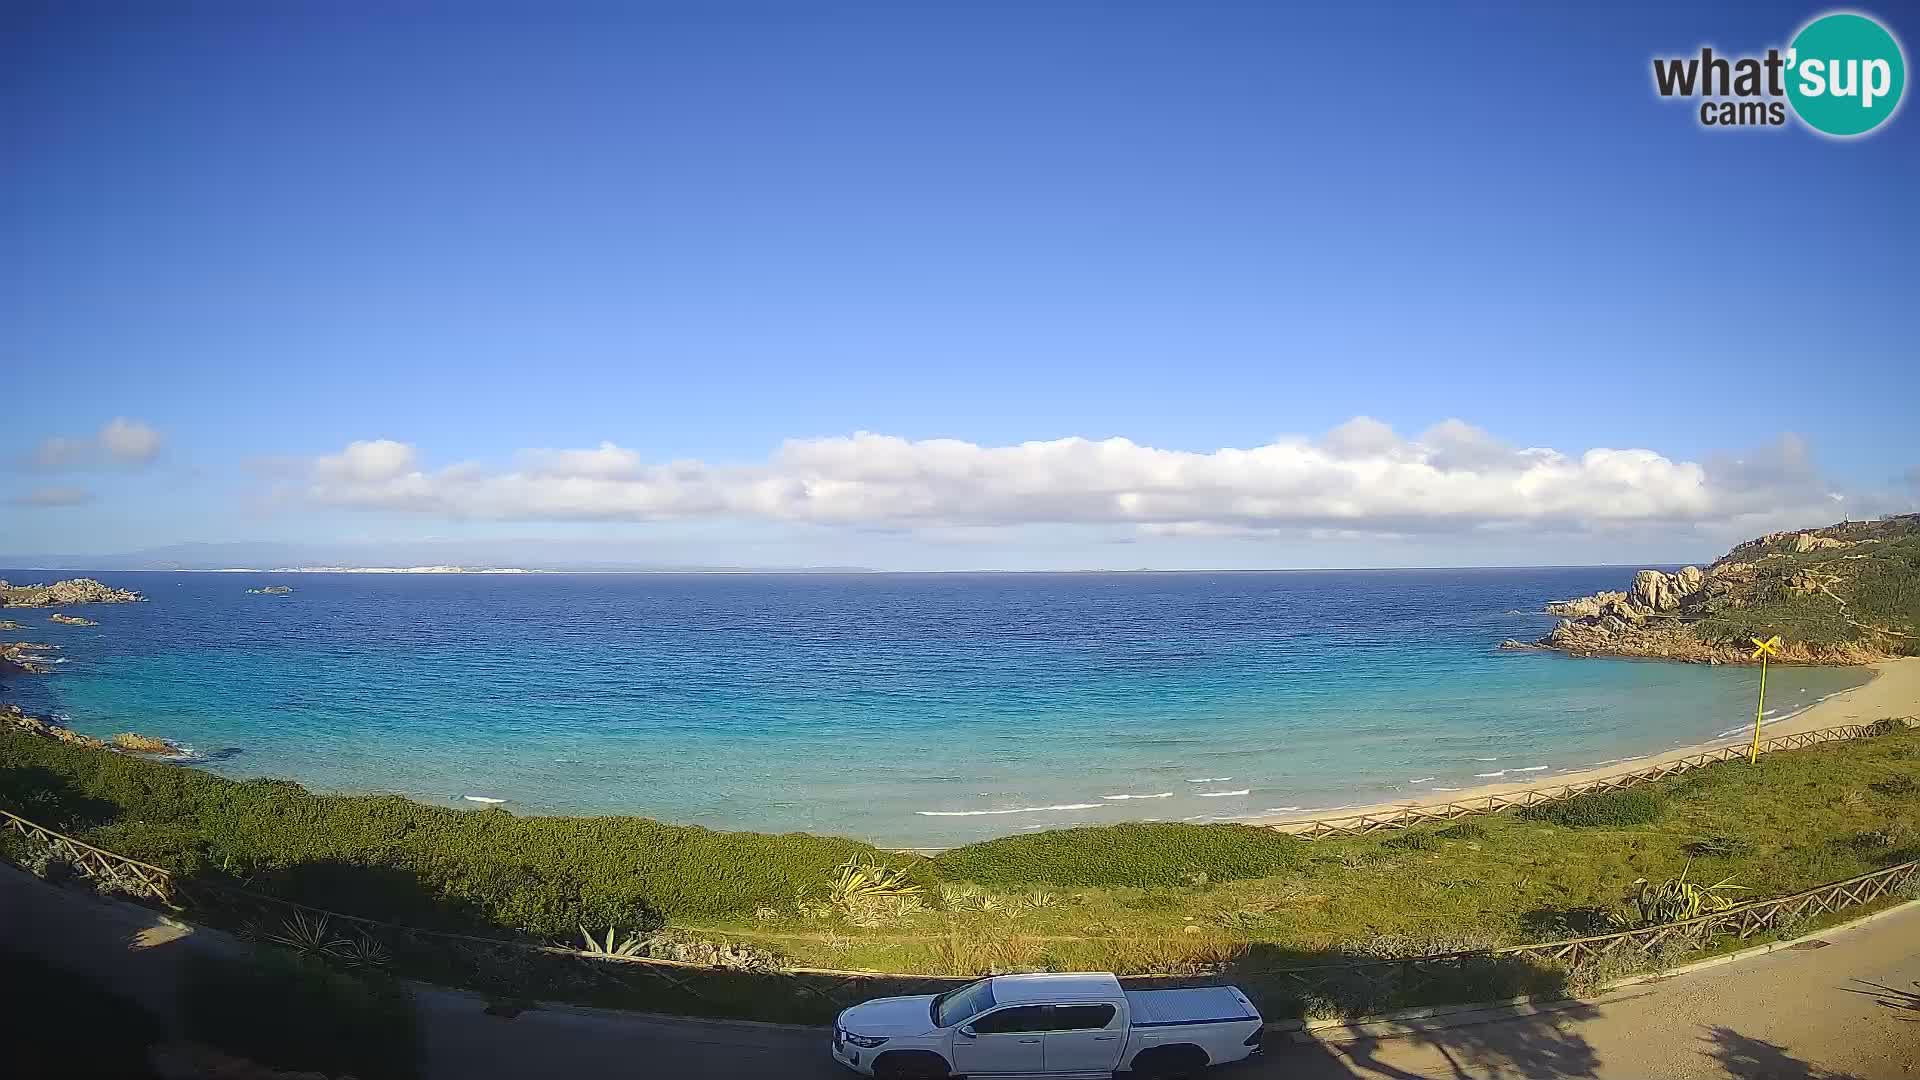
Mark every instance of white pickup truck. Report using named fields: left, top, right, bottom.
left=831, top=972, right=1263, bottom=1079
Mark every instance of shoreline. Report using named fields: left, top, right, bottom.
left=1251, top=655, right=1920, bottom=830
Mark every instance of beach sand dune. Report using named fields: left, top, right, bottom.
left=1257, top=656, right=1920, bottom=831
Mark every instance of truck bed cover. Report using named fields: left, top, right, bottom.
left=1123, top=987, right=1258, bottom=1028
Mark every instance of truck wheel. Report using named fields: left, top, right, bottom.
left=872, top=1050, right=953, bottom=1079
left=1126, top=1044, right=1210, bottom=1079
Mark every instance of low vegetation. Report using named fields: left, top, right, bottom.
left=0, top=729, right=933, bottom=936
left=1519, top=788, right=1665, bottom=828
left=930, top=820, right=1307, bottom=889
left=1695, top=516, right=1920, bottom=652
left=5, top=721, right=1920, bottom=1022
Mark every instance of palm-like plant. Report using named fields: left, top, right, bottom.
left=1627, top=862, right=1748, bottom=926
left=578, top=925, right=649, bottom=958
left=827, top=858, right=921, bottom=904
left=266, top=910, right=335, bottom=955
left=325, top=934, right=393, bottom=969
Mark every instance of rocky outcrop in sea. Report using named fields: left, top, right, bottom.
left=3, top=704, right=179, bottom=756
left=0, top=578, right=144, bottom=607
left=3, top=704, right=109, bottom=749
left=0, top=641, right=62, bottom=675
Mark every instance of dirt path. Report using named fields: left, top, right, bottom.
left=5, top=862, right=1917, bottom=1078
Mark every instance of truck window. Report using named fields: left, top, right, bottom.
left=972, top=1005, right=1052, bottom=1034
left=1049, top=1004, right=1117, bottom=1030
left=932, top=978, right=997, bottom=1027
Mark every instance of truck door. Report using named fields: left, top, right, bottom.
left=1042, top=1003, right=1123, bottom=1073
left=951, top=1005, right=1049, bottom=1075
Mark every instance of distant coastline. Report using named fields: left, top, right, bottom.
left=193, top=566, right=537, bottom=574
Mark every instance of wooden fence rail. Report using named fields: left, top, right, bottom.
left=1227, top=858, right=1920, bottom=1014
left=1275, top=720, right=1906, bottom=840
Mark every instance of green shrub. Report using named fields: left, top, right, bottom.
left=934, top=822, right=1305, bottom=888
left=181, top=947, right=421, bottom=1080
left=1871, top=775, right=1920, bottom=797
left=0, top=729, right=933, bottom=928
left=1436, top=820, right=1489, bottom=841
left=1520, top=789, right=1664, bottom=828
left=1384, top=830, right=1441, bottom=851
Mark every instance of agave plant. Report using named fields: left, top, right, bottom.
left=826, top=858, right=921, bottom=904
left=1627, top=862, right=1748, bottom=926
left=324, top=934, right=392, bottom=969
left=578, top=925, right=649, bottom=958
left=266, top=910, right=336, bottom=955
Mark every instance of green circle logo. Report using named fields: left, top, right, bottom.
left=1787, top=12, right=1906, bottom=136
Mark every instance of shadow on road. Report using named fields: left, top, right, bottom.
left=1311, top=1004, right=1604, bottom=1080
left=1700, top=1025, right=1865, bottom=1080
left=1839, top=978, right=1920, bottom=1020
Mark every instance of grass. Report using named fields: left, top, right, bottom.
left=5, top=721, right=1920, bottom=1022
left=1519, top=788, right=1665, bottom=827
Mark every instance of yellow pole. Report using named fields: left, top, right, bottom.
left=1749, top=652, right=1768, bottom=764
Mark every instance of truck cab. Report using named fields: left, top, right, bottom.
left=831, top=971, right=1263, bottom=1079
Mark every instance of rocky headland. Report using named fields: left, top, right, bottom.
left=1507, top=515, right=1920, bottom=665
left=2, top=704, right=178, bottom=755
left=0, top=577, right=144, bottom=607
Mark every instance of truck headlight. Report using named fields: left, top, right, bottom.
left=842, top=1031, right=889, bottom=1048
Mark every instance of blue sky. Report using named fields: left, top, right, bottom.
left=3, top=2, right=1915, bottom=570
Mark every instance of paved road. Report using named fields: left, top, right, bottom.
left=5, top=864, right=1918, bottom=1079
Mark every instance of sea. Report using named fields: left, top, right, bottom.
left=0, top=568, right=1871, bottom=848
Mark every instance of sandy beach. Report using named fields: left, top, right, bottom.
left=1256, top=655, right=1920, bottom=830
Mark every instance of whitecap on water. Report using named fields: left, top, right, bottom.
left=915, top=803, right=1102, bottom=817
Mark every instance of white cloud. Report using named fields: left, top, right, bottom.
left=31, top=418, right=164, bottom=468
left=98, top=417, right=164, bottom=462
left=315, top=439, right=419, bottom=483
left=288, top=418, right=1879, bottom=538
left=11, top=486, right=96, bottom=508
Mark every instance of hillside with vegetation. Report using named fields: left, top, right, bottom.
left=5, top=718, right=1920, bottom=999
left=1516, top=514, right=1920, bottom=664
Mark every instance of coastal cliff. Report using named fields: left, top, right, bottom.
left=1508, top=515, right=1920, bottom=665
left=0, top=578, right=143, bottom=607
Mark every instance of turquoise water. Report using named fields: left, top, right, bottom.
left=0, top=569, right=1870, bottom=847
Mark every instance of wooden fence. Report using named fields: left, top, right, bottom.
left=1, top=807, right=175, bottom=901
left=1276, top=720, right=1905, bottom=840
left=5, top=792, right=1919, bottom=1022
left=1230, top=858, right=1920, bottom=1016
